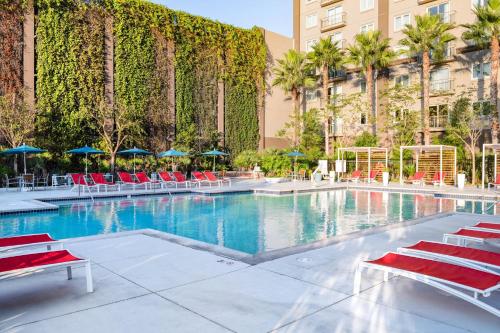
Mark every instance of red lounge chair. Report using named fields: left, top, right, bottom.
left=0, top=234, right=63, bottom=254
left=469, top=221, right=500, bottom=231
left=90, top=173, right=119, bottom=192
left=430, top=172, right=446, bottom=186
left=70, top=173, right=98, bottom=193
left=117, top=171, right=147, bottom=190
left=353, top=252, right=500, bottom=317
left=0, top=250, right=93, bottom=293
left=172, top=172, right=191, bottom=188
left=346, top=170, right=362, bottom=182
left=443, top=228, right=500, bottom=246
left=398, top=240, right=500, bottom=273
left=364, top=170, right=378, bottom=183
left=135, top=172, right=160, bottom=189
left=406, top=171, right=426, bottom=186
left=488, top=175, right=500, bottom=190
left=204, top=171, right=231, bottom=187
left=158, top=171, right=178, bottom=188
left=192, top=171, right=218, bottom=187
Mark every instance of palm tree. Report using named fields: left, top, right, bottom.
left=463, top=0, right=500, bottom=143
left=272, top=49, right=315, bottom=146
left=347, top=30, right=395, bottom=136
left=400, top=14, right=455, bottom=145
left=307, top=38, right=344, bottom=155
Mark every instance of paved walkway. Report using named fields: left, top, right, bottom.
left=1, top=213, right=499, bottom=332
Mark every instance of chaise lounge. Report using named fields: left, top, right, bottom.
left=0, top=233, right=63, bottom=255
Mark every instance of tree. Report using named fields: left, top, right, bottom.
left=400, top=14, right=455, bottom=145
left=0, top=92, right=37, bottom=173
left=272, top=49, right=315, bottom=147
left=445, top=91, right=484, bottom=184
left=93, top=101, right=143, bottom=172
left=380, top=84, right=420, bottom=148
left=463, top=0, right=500, bottom=143
left=307, top=38, right=344, bottom=155
left=347, top=30, right=395, bottom=136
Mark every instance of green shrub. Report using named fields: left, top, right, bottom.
left=234, top=150, right=260, bottom=170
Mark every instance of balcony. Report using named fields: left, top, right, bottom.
left=329, top=68, right=347, bottom=81
left=430, top=115, right=448, bottom=128
left=430, top=79, right=454, bottom=95
left=430, top=11, right=456, bottom=24
left=321, top=13, right=347, bottom=32
left=321, top=0, right=343, bottom=7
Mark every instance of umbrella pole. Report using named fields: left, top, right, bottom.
left=24, top=152, right=27, bottom=175
left=213, top=155, right=216, bottom=172
left=85, top=153, right=88, bottom=175
left=133, top=153, right=136, bottom=174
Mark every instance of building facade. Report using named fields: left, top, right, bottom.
left=293, top=0, right=492, bottom=144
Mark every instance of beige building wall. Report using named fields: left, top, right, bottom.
left=295, top=0, right=493, bottom=144
left=263, top=29, right=294, bottom=149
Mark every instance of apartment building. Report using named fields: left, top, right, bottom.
left=293, top=0, right=492, bottom=143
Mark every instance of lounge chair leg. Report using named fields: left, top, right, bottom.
left=383, top=271, right=389, bottom=282
left=353, top=266, right=362, bottom=295
left=67, top=266, right=72, bottom=280
left=47, top=245, right=52, bottom=251
left=86, top=262, right=93, bottom=293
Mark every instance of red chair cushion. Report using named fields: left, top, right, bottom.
left=454, top=229, right=500, bottom=239
left=475, top=222, right=500, bottom=231
left=405, top=241, right=500, bottom=267
left=0, top=234, right=55, bottom=248
left=0, top=250, right=82, bottom=273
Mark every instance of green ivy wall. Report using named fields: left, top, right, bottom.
left=1, top=0, right=266, bottom=159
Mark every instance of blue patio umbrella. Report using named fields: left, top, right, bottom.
left=1, top=143, right=46, bottom=175
left=158, top=148, right=189, bottom=170
left=66, top=145, right=104, bottom=175
left=117, top=147, right=152, bottom=174
left=201, top=149, right=229, bottom=171
left=287, top=151, right=305, bottom=175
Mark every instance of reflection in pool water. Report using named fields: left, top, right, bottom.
left=0, top=190, right=496, bottom=254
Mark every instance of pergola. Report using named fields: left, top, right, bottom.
left=399, top=145, right=457, bottom=186
left=337, top=147, right=389, bottom=180
left=481, top=143, right=500, bottom=189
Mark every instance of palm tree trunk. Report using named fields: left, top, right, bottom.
left=110, top=153, right=116, bottom=173
left=322, top=64, right=330, bottom=155
left=422, top=51, right=431, bottom=145
left=366, top=65, right=375, bottom=136
left=491, top=37, right=499, bottom=144
left=291, top=87, right=299, bottom=147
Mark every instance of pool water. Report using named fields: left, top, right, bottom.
left=0, top=190, right=496, bottom=254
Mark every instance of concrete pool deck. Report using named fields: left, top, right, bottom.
left=1, top=213, right=499, bottom=332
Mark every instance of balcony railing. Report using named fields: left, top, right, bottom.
left=321, top=0, right=343, bottom=7
left=430, top=11, right=456, bottom=24
left=328, top=68, right=347, bottom=81
left=321, top=13, right=347, bottom=32
left=430, top=79, right=453, bottom=94
left=430, top=115, right=448, bottom=128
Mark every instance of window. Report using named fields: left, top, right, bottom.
left=473, top=101, right=492, bottom=116
left=360, top=80, right=367, bottom=93
left=305, top=89, right=318, bottom=102
left=306, top=14, right=317, bottom=28
left=328, top=84, right=343, bottom=104
left=428, top=2, right=450, bottom=23
left=472, top=0, right=488, bottom=7
left=332, top=117, right=344, bottom=135
left=429, top=104, right=449, bottom=127
left=394, top=14, right=410, bottom=32
left=330, top=32, right=344, bottom=48
left=472, top=62, right=491, bottom=79
left=327, top=6, right=343, bottom=26
left=395, top=74, right=410, bottom=87
left=359, top=80, right=366, bottom=94
left=305, top=39, right=317, bottom=52
left=360, top=23, right=374, bottom=33
left=430, top=67, right=450, bottom=91
left=360, top=0, right=374, bottom=11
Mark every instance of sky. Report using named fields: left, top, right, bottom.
left=150, top=0, right=293, bottom=37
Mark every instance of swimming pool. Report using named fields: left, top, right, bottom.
left=0, top=190, right=496, bottom=254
